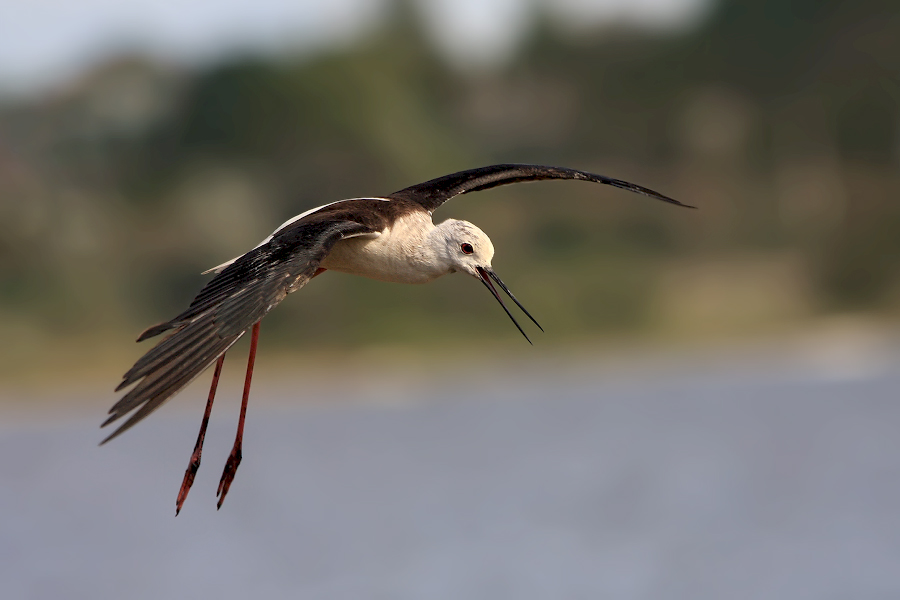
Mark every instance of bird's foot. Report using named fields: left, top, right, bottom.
left=175, top=451, right=202, bottom=516
left=216, top=446, right=242, bottom=509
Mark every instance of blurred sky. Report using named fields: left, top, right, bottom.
left=0, top=0, right=710, bottom=95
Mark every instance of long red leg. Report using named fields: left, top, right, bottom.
left=216, top=320, right=260, bottom=509
left=175, top=353, right=225, bottom=516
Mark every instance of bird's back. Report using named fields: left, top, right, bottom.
left=322, top=209, right=447, bottom=284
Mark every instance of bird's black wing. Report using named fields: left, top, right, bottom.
left=101, top=219, right=373, bottom=444
left=388, top=163, right=692, bottom=213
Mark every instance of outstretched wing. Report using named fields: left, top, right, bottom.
left=388, top=163, right=693, bottom=213
left=102, top=218, right=374, bottom=444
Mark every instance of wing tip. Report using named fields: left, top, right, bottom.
left=136, top=322, right=172, bottom=342
left=98, top=421, right=121, bottom=445
left=201, top=258, right=238, bottom=275
left=660, top=194, right=697, bottom=210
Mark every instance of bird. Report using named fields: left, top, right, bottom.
left=102, top=163, right=692, bottom=514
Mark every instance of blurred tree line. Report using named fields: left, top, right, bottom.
left=0, top=0, right=898, bottom=364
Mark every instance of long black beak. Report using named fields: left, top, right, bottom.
left=476, top=266, right=542, bottom=344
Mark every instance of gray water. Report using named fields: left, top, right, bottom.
left=2, top=350, right=900, bottom=599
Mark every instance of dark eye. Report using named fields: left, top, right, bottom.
left=460, top=243, right=474, bottom=255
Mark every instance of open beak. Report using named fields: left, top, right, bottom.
left=476, top=266, right=543, bottom=344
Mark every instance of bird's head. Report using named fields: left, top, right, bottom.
left=436, top=219, right=495, bottom=277
left=436, top=219, right=542, bottom=343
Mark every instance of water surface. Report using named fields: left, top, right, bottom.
left=2, top=348, right=899, bottom=599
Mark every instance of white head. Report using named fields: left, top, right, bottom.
left=434, top=219, right=495, bottom=277
left=433, top=218, right=542, bottom=343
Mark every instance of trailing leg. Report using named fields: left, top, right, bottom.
left=175, top=353, right=225, bottom=515
left=216, top=320, right=260, bottom=509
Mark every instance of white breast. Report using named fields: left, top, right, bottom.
left=321, top=212, right=448, bottom=284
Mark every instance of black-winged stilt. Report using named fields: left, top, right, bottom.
left=102, top=164, right=691, bottom=513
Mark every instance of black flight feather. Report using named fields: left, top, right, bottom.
left=102, top=219, right=373, bottom=444
left=388, top=163, right=693, bottom=212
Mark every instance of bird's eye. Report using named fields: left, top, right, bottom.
left=460, top=243, right=474, bottom=255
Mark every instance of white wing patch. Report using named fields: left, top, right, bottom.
left=201, top=198, right=389, bottom=275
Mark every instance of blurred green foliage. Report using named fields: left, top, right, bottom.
left=0, top=0, right=898, bottom=358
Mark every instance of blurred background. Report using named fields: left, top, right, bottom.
left=1, top=0, right=899, bottom=598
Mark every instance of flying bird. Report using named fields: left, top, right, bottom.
left=102, top=164, right=692, bottom=513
